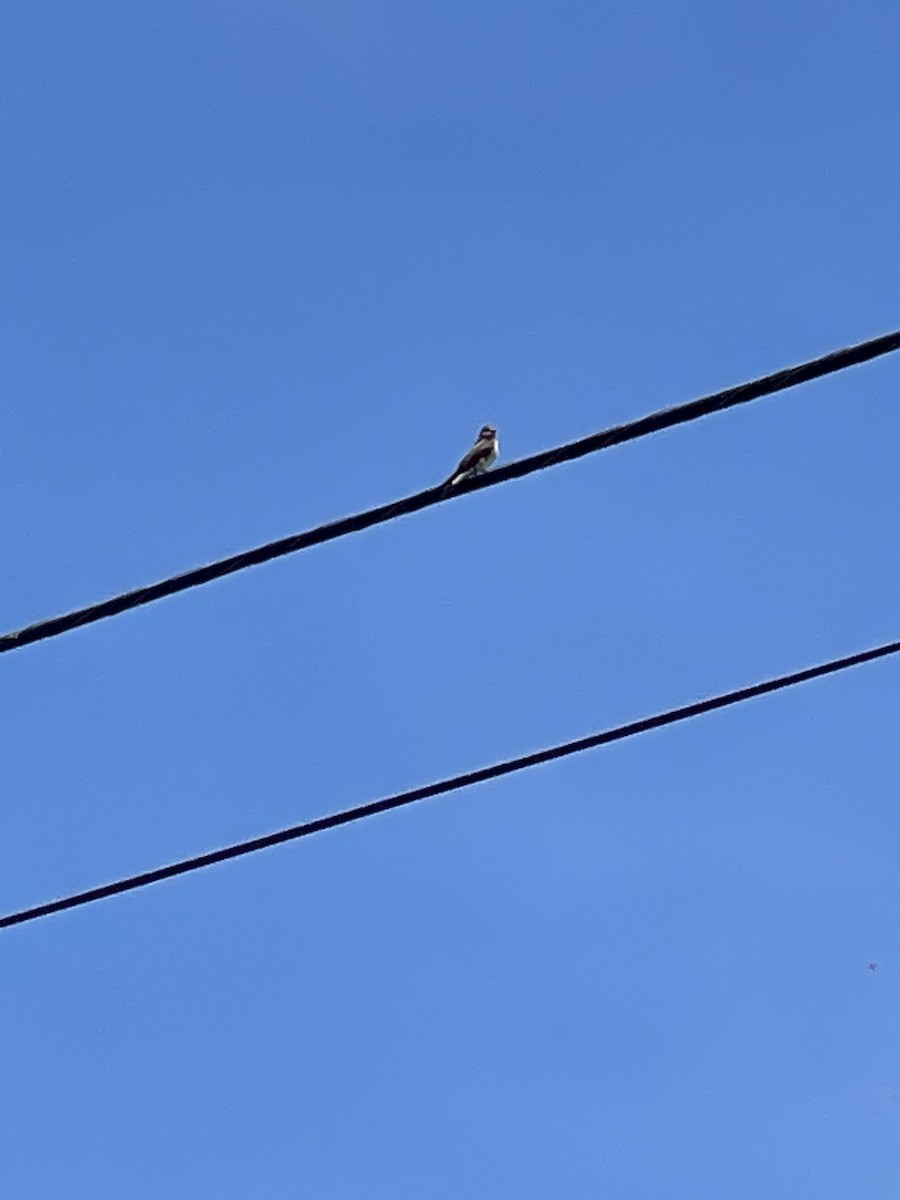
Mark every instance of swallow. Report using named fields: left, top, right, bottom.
left=445, top=425, right=499, bottom=487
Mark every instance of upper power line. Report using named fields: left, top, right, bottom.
left=3, top=633, right=898, bottom=930
left=2, top=327, right=898, bottom=657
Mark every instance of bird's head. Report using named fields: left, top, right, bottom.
left=478, top=425, right=497, bottom=440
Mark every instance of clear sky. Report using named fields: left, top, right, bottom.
left=3, top=2, right=900, bottom=1195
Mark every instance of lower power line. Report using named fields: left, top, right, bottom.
left=2, top=634, right=898, bottom=930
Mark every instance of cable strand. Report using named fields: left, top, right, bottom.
left=3, top=328, right=898, bottom=655
left=3, top=634, right=897, bottom=930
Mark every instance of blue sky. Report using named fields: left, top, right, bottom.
left=3, top=1, right=900, bottom=1195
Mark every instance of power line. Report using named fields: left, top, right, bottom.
left=2, top=328, right=898, bottom=657
left=3, top=634, right=897, bottom=931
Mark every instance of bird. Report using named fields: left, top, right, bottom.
left=444, top=424, right=499, bottom=487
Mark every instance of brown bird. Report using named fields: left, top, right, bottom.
left=445, top=425, right=499, bottom=487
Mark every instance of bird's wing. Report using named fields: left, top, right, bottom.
left=446, top=438, right=492, bottom=484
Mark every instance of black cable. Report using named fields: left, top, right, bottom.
left=3, top=634, right=897, bottom=930
left=2, top=329, right=898, bottom=657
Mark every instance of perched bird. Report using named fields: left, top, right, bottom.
left=445, top=424, right=499, bottom=487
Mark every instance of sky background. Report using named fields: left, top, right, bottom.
left=2, top=1, right=900, bottom=1195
